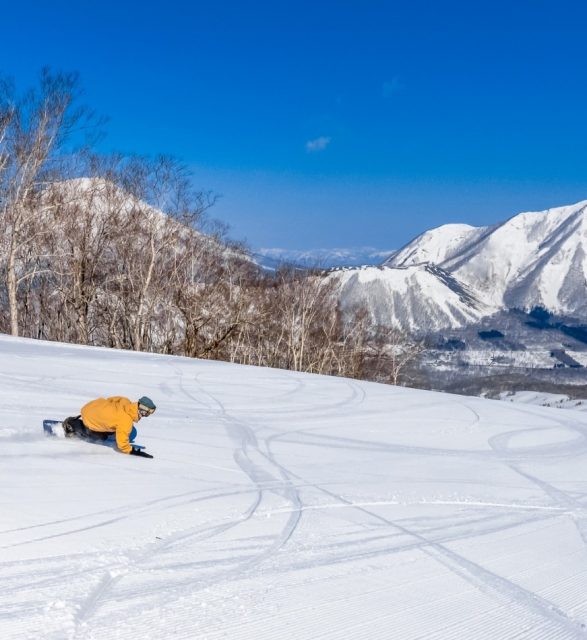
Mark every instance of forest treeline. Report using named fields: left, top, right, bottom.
left=0, top=69, right=421, bottom=385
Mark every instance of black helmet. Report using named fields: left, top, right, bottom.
left=138, top=396, right=156, bottom=416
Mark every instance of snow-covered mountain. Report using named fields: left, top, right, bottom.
left=334, top=200, right=587, bottom=331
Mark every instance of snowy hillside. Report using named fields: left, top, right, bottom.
left=333, top=264, right=490, bottom=331
left=335, top=200, right=587, bottom=331
left=2, top=334, right=587, bottom=639
left=497, top=390, right=587, bottom=412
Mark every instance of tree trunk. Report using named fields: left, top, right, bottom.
left=7, top=243, right=19, bottom=336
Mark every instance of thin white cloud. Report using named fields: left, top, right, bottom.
left=305, top=136, right=331, bottom=153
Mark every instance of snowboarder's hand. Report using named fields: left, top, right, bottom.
left=130, top=447, right=154, bottom=459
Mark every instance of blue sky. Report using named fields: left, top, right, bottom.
left=2, top=1, right=587, bottom=251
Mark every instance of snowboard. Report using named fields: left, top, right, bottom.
left=42, top=419, right=145, bottom=449
left=43, top=419, right=65, bottom=438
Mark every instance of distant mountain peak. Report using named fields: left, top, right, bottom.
left=255, top=246, right=396, bottom=269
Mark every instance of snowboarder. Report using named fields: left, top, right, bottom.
left=63, top=396, right=156, bottom=458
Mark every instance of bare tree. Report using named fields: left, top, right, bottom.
left=365, top=325, right=425, bottom=385
left=242, top=266, right=340, bottom=373
left=112, top=156, right=216, bottom=352
left=171, top=226, right=255, bottom=359
left=42, top=156, right=128, bottom=344
left=0, top=69, right=96, bottom=336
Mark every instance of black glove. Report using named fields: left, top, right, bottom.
left=130, top=447, right=153, bottom=459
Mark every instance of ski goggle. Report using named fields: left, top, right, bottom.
left=139, top=405, right=155, bottom=417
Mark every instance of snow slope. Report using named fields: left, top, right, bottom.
left=2, top=334, right=587, bottom=639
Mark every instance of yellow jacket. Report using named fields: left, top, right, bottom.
left=81, top=396, right=139, bottom=454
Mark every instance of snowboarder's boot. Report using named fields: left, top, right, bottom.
left=62, top=417, right=77, bottom=438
